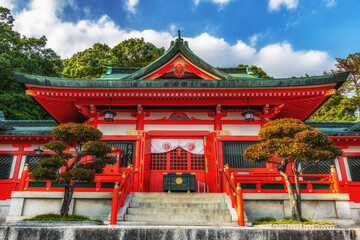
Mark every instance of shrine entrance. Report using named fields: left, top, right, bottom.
left=149, top=139, right=207, bottom=192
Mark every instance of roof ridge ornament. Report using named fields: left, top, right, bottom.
left=176, top=30, right=183, bottom=43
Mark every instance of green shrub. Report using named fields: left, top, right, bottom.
left=23, top=213, right=102, bottom=223
left=253, top=217, right=333, bottom=225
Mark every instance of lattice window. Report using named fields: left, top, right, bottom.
left=25, top=154, right=51, bottom=172
left=150, top=147, right=205, bottom=171
left=301, top=160, right=335, bottom=181
left=191, top=153, right=205, bottom=170
left=0, top=154, right=13, bottom=179
left=170, top=148, right=187, bottom=170
left=223, top=142, right=265, bottom=168
left=348, top=156, right=360, bottom=182
left=151, top=153, right=167, bottom=170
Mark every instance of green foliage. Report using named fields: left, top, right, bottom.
left=31, top=167, right=57, bottom=181
left=237, top=64, right=271, bottom=78
left=0, top=7, right=62, bottom=120
left=111, top=38, right=165, bottom=68
left=312, top=52, right=360, bottom=121
left=83, top=141, right=112, bottom=157
left=243, top=118, right=342, bottom=221
left=73, top=168, right=95, bottom=182
left=309, top=94, right=358, bottom=121
left=0, top=93, right=52, bottom=120
left=62, top=38, right=165, bottom=79
left=244, top=118, right=342, bottom=164
left=38, top=155, right=64, bottom=170
left=253, top=217, right=334, bottom=225
left=62, top=43, right=115, bottom=79
left=23, top=213, right=102, bottom=223
left=31, top=123, right=116, bottom=217
left=51, top=123, right=103, bottom=147
left=32, top=122, right=115, bottom=183
left=44, top=141, right=67, bottom=153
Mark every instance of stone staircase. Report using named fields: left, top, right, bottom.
left=122, top=192, right=235, bottom=226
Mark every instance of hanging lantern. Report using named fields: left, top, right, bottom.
left=102, top=110, right=117, bottom=122
left=242, top=97, right=256, bottom=122
left=102, top=98, right=117, bottom=122
left=33, top=146, right=43, bottom=155
left=241, top=110, right=256, bottom=122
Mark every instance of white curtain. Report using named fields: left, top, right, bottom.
left=151, top=139, right=204, bottom=154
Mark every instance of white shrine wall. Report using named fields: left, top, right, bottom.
left=97, top=124, right=136, bottom=135
left=222, top=124, right=261, bottom=136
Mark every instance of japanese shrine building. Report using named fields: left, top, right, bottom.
left=1, top=35, right=360, bottom=222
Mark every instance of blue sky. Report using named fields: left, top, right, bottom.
left=1, top=0, right=359, bottom=77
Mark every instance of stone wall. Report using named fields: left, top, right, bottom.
left=6, top=192, right=112, bottom=222
left=0, top=200, right=11, bottom=222
left=243, top=193, right=354, bottom=225
left=0, top=225, right=357, bottom=240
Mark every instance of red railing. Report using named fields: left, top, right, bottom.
left=221, top=164, right=341, bottom=227
left=226, top=165, right=341, bottom=194
left=110, top=164, right=137, bottom=225
left=221, top=165, right=245, bottom=226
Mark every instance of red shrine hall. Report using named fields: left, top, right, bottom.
left=1, top=35, right=360, bottom=208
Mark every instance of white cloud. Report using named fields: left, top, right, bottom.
left=0, top=0, right=16, bottom=10
left=194, top=0, right=231, bottom=7
left=185, top=34, right=334, bottom=77
left=125, top=0, right=139, bottom=14
left=249, top=34, right=259, bottom=47
left=268, top=0, right=298, bottom=11
left=11, top=0, right=334, bottom=78
left=211, top=0, right=232, bottom=5
left=255, top=42, right=335, bottom=77
left=325, top=0, right=337, bottom=7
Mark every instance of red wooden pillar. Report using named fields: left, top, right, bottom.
left=338, top=156, right=348, bottom=182
left=212, top=104, right=226, bottom=131
left=214, top=115, right=222, bottom=131
left=136, top=115, right=145, bottom=130
left=133, top=139, right=142, bottom=192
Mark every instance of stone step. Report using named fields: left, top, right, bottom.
left=127, top=207, right=229, bottom=216
left=133, top=192, right=224, bottom=198
left=129, top=202, right=227, bottom=209
left=125, top=214, right=232, bottom=223
left=131, top=197, right=224, bottom=203
left=116, top=221, right=237, bottom=226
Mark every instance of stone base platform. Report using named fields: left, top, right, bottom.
left=5, top=191, right=355, bottom=225
left=0, top=225, right=358, bottom=240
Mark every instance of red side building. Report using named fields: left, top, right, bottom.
left=1, top=36, right=360, bottom=203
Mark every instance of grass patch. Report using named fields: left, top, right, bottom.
left=23, top=213, right=103, bottom=223
left=253, top=217, right=334, bottom=225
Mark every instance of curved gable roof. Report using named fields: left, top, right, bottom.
left=125, top=37, right=236, bottom=80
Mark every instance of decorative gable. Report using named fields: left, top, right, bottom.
left=142, top=54, right=219, bottom=80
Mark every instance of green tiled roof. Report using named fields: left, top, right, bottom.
left=13, top=71, right=350, bottom=89
left=0, top=120, right=57, bottom=136
left=0, top=120, right=14, bottom=130
left=306, top=121, right=360, bottom=136
left=101, top=67, right=141, bottom=79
